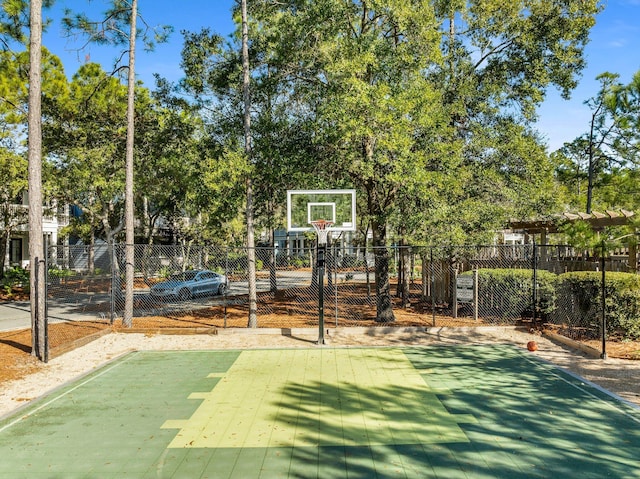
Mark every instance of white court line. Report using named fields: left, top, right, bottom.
left=521, top=352, right=640, bottom=425
left=0, top=351, right=139, bottom=434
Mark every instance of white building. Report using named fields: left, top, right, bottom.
left=4, top=193, right=69, bottom=269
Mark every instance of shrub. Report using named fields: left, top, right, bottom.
left=461, top=269, right=557, bottom=321
left=291, top=255, right=310, bottom=268
left=158, top=266, right=172, bottom=279
left=48, top=267, right=74, bottom=279
left=225, top=253, right=264, bottom=273
left=1, top=266, right=30, bottom=296
left=552, top=271, right=640, bottom=340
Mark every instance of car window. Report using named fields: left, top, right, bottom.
left=170, top=271, right=198, bottom=281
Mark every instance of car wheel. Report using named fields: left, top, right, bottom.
left=178, top=288, right=191, bottom=301
left=217, top=283, right=227, bottom=295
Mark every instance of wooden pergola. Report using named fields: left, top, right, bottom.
left=509, top=210, right=635, bottom=235
left=508, top=210, right=638, bottom=270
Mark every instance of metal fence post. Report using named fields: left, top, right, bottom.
left=317, top=243, right=326, bottom=345
left=601, top=240, right=607, bottom=359
left=532, top=240, right=538, bottom=325
left=473, top=268, right=479, bottom=322
left=44, top=246, right=49, bottom=363
left=334, top=242, right=339, bottom=327
left=224, top=247, right=229, bottom=329
left=431, top=248, right=435, bottom=327
left=452, top=268, right=458, bottom=319
left=110, top=243, right=115, bottom=324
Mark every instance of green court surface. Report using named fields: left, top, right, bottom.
left=0, top=345, right=639, bottom=478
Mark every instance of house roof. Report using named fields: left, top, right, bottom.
left=509, top=210, right=636, bottom=234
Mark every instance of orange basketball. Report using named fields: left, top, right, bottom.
left=527, top=341, right=538, bottom=351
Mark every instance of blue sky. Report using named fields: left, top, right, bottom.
left=44, top=0, right=640, bottom=153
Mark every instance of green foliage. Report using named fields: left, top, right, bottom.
left=42, top=63, right=128, bottom=241
left=553, top=69, right=640, bottom=213
left=557, top=221, right=637, bottom=255
left=291, top=255, right=310, bottom=269
left=1, top=265, right=29, bottom=295
left=48, top=267, right=74, bottom=279
left=553, top=271, right=640, bottom=340
left=558, top=220, right=601, bottom=251
left=462, top=268, right=558, bottom=320
left=62, top=1, right=173, bottom=62
left=0, top=0, right=54, bottom=45
left=158, top=265, right=172, bottom=279
left=224, top=252, right=263, bottom=273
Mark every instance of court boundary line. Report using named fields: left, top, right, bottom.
left=0, top=351, right=140, bottom=434
left=520, top=351, right=640, bottom=423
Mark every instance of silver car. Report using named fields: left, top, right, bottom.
left=150, top=270, right=228, bottom=301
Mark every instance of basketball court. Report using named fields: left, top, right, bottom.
left=0, top=344, right=638, bottom=478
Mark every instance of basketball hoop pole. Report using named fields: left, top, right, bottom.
left=311, top=220, right=332, bottom=345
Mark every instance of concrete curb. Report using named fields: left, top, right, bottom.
left=543, top=330, right=602, bottom=358
left=49, top=328, right=112, bottom=360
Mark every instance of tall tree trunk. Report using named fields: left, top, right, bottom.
left=143, top=196, right=151, bottom=243
left=398, top=240, right=410, bottom=307
left=88, top=229, right=95, bottom=274
left=28, top=0, right=47, bottom=361
left=421, top=251, right=428, bottom=299
left=0, top=231, right=8, bottom=278
left=269, top=228, right=277, bottom=293
left=241, top=0, right=257, bottom=327
left=326, top=240, right=333, bottom=288
left=123, top=0, right=137, bottom=328
left=373, top=218, right=395, bottom=323
left=364, top=136, right=395, bottom=323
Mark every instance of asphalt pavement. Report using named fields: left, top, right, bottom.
left=0, top=301, right=31, bottom=332
left=0, top=271, right=365, bottom=332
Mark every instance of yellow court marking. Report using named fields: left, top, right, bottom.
left=163, top=348, right=472, bottom=448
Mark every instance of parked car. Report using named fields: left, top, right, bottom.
left=150, top=270, right=228, bottom=301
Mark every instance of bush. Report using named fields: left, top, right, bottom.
left=551, top=271, right=640, bottom=340
left=223, top=253, right=265, bottom=273
left=291, top=255, right=310, bottom=268
left=461, top=269, right=557, bottom=321
left=48, top=267, right=74, bottom=279
left=1, top=266, right=30, bottom=296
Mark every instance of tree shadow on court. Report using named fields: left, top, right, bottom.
left=269, top=346, right=640, bottom=478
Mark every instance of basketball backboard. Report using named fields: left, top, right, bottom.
left=287, top=189, right=356, bottom=232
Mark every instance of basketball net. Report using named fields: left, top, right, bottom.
left=310, top=219, right=333, bottom=246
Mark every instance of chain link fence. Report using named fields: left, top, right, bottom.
left=42, top=242, right=640, bottom=356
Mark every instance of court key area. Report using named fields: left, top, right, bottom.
left=0, top=345, right=639, bottom=478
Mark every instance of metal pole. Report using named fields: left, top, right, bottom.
left=532, top=240, right=538, bottom=325
left=334, top=242, right=338, bottom=327
left=601, top=240, right=607, bottom=359
left=473, top=268, right=479, bottom=322
left=224, top=247, right=229, bottom=329
left=44, top=244, right=49, bottom=363
left=317, top=243, right=326, bottom=345
left=110, top=243, right=116, bottom=324
left=452, top=268, right=458, bottom=319
left=431, top=248, right=435, bottom=327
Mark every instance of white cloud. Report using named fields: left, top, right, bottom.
left=608, top=39, right=628, bottom=47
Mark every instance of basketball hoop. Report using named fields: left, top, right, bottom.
left=310, top=219, right=334, bottom=246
